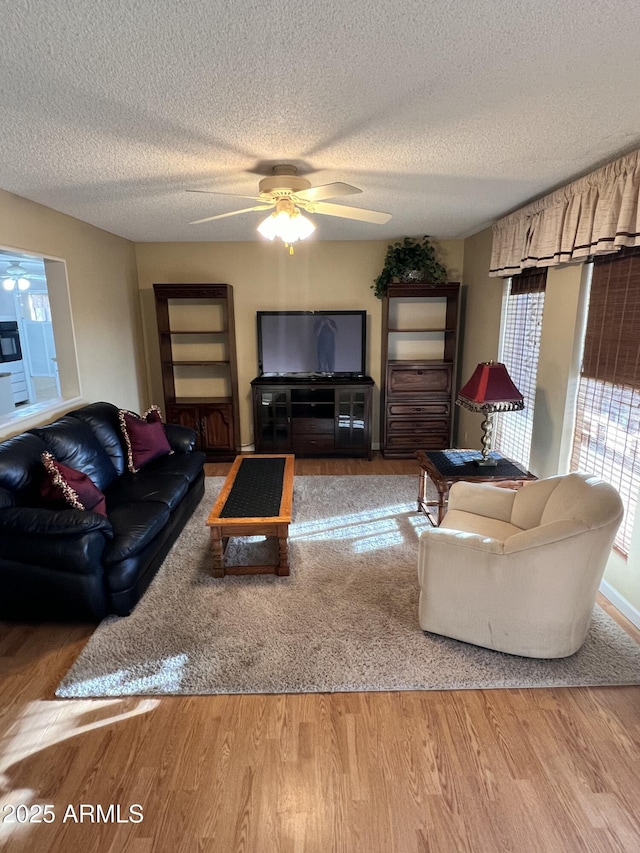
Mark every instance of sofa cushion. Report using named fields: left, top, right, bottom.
left=105, top=471, right=189, bottom=512
left=119, top=406, right=172, bottom=473
left=68, top=401, right=127, bottom=476
left=39, top=452, right=107, bottom=516
left=511, top=476, right=562, bottom=529
left=103, top=501, right=170, bottom=566
left=138, top=449, right=206, bottom=485
left=29, top=416, right=119, bottom=492
left=163, top=422, right=198, bottom=454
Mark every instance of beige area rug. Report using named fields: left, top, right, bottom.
left=56, top=476, right=640, bottom=697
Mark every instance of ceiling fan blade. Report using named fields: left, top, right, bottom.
left=189, top=205, right=274, bottom=225
left=295, top=182, right=362, bottom=202
left=187, top=189, right=264, bottom=202
left=309, top=201, right=392, bottom=224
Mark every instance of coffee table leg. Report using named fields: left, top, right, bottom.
left=418, top=469, right=426, bottom=512
left=437, top=483, right=449, bottom=525
left=210, top=527, right=225, bottom=578
left=276, top=524, right=290, bottom=576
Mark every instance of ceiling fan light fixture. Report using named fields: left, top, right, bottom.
left=257, top=200, right=315, bottom=250
left=2, top=263, right=30, bottom=291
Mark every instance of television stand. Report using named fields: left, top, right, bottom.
left=251, top=375, right=374, bottom=459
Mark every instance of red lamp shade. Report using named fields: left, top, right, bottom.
left=457, top=361, right=524, bottom=410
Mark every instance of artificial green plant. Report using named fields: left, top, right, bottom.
left=372, top=235, right=448, bottom=298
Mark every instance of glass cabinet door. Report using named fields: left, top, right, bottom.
left=257, top=390, right=290, bottom=450
left=336, top=389, right=367, bottom=451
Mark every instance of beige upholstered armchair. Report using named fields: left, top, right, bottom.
left=417, top=472, right=624, bottom=658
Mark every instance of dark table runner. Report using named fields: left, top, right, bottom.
left=219, top=457, right=286, bottom=518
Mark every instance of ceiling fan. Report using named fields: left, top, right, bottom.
left=187, top=165, right=392, bottom=237
left=2, top=262, right=34, bottom=291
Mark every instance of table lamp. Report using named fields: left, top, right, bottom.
left=455, top=361, right=524, bottom=466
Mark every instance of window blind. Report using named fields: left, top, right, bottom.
left=494, top=269, right=546, bottom=468
left=571, top=249, right=640, bottom=555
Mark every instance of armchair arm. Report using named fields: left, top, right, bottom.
left=420, top=526, right=506, bottom=554
left=447, top=481, right=517, bottom=523
left=163, top=423, right=197, bottom=453
left=422, top=518, right=588, bottom=556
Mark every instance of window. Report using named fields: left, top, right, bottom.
left=494, top=269, right=547, bottom=468
left=571, top=250, right=640, bottom=556
left=0, top=247, right=79, bottom=429
left=27, top=293, right=52, bottom=322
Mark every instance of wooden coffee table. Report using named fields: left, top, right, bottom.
left=206, top=454, right=295, bottom=577
left=416, top=448, right=537, bottom=525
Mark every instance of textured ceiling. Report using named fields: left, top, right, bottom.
left=1, top=0, right=640, bottom=244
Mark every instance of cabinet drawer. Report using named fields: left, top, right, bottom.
left=386, top=401, right=450, bottom=417
left=291, top=417, right=335, bottom=435
left=385, top=432, right=450, bottom=451
left=292, top=434, right=336, bottom=453
left=387, top=417, right=450, bottom=434
left=387, top=363, right=452, bottom=395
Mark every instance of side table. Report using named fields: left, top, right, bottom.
left=416, top=448, right=537, bottom=525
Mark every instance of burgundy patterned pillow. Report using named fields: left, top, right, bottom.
left=119, top=405, right=172, bottom=473
left=40, top=452, right=107, bottom=516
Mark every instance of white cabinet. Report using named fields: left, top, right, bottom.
left=0, top=374, right=13, bottom=414
left=3, top=361, right=28, bottom=404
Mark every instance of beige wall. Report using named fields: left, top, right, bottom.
left=0, top=189, right=145, bottom=438
left=135, top=238, right=464, bottom=448
left=457, top=227, right=505, bottom=447
left=530, top=263, right=589, bottom=479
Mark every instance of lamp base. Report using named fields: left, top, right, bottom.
left=473, top=456, right=498, bottom=467
left=473, top=413, right=498, bottom=466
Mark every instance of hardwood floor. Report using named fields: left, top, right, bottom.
left=1, top=456, right=639, bottom=852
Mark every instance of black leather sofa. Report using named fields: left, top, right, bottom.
left=0, top=401, right=206, bottom=621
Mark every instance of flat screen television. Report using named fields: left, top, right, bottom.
left=257, top=310, right=367, bottom=377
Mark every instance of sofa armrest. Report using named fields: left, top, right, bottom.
left=163, top=423, right=197, bottom=453
left=0, top=507, right=113, bottom=575
left=0, top=486, right=14, bottom=510
left=447, top=481, right=517, bottom=523
left=0, top=506, right=113, bottom=537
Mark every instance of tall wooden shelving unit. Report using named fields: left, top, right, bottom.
left=380, top=282, right=461, bottom=458
left=153, top=283, right=240, bottom=461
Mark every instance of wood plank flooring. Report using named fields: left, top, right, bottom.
left=0, top=456, right=639, bottom=852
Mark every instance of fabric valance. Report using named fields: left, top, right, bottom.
left=490, top=148, right=640, bottom=277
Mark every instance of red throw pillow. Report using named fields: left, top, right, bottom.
left=40, top=452, right=107, bottom=516
left=119, top=405, right=172, bottom=473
